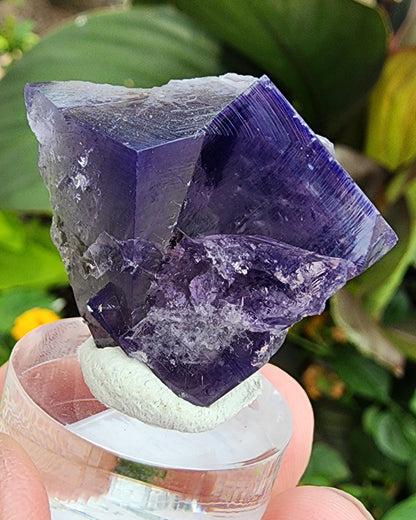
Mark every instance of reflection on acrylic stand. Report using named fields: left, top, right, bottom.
left=0, top=318, right=292, bottom=520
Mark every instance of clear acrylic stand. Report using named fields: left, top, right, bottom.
left=0, top=318, right=292, bottom=519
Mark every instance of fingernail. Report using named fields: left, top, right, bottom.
left=329, top=488, right=375, bottom=520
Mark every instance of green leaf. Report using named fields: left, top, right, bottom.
left=373, top=409, right=416, bottom=464
left=356, top=179, right=416, bottom=318
left=350, top=427, right=406, bottom=485
left=410, top=389, right=416, bottom=416
left=331, top=289, right=404, bottom=376
left=0, top=341, right=12, bottom=365
left=341, top=483, right=395, bottom=520
left=382, top=289, right=413, bottom=326
left=382, top=494, right=416, bottom=520
left=332, top=344, right=392, bottom=402
left=302, top=441, right=351, bottom=486
left=366, top=48, right=416, bottom=171
left=0, top=288, right=57, bottom=334
left=408, top=459, right=416, bottom=494
left=393, top=407, right=416, bottom=450
left=0, top=5, right=224, bottom=211
left=383, top=326, right=416, bottom=362
left=176, top=0, right=389, bottom=135
left=0, top=217, right=67, bottom=290
left=0, top=211, right=25, bottom=252
left=363, top=405, right=383, bottom=436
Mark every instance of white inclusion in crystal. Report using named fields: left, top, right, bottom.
left=296, top=271, right=305, bottom=284
left=130, top=302, right=248, bottom=364
left=231, top=260, right=249, bottom=275
left=78, top=156, right=88, bottom=168
left=77, top=147, right=93, bottom=168
left=73, top=172, right=89, bottom=191
left=204, top=243, right=252, bottom=283
left=251, top=341, right=272, bottom=368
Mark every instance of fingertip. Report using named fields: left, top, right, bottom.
left=0, top=433, right=50, bottom=520
left=260, top=363, right=314, bottom=492
left=263, top=486, right=374, bottom=520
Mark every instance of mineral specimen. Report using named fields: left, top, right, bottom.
left=25, top=74, right=397, bottom=407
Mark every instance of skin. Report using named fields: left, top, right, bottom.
left=0, top=362, right=373, bottom=520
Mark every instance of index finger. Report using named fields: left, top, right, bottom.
left=259, top=363, right=314, bottom=495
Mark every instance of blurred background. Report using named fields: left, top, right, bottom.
left=0, top=0, right=415, bottom=517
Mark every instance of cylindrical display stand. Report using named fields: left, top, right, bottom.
left=0, top=318, right=292, bottom=519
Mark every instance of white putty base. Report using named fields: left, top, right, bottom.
left=78, top=337, right=262, bottom=433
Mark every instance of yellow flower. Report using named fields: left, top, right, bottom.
left=11, top=308, right=60, bottom=340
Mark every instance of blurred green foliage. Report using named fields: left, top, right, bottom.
left=0, top=0, right=415, bottom=517
left=292, top=320, right=416, bottom=518
left=0, top=211, right=67, bottom=289
left=0, top=15, right=38, bottom=54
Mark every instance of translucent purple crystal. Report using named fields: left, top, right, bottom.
left=25, top=74, right=397, bottom=406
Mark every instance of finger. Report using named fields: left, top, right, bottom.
left=8, top=358, right=116, bottom=503
left=263, top=485, right=374, bottom=520
left=0, top=433, right=50, bottom=520
left=19, top=357, right=106, bottom=423
left=259, top=364, right=314, bottom=494
left=0, top=363, right=7, bottom=394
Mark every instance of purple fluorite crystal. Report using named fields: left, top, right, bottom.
left=25, top=74, right=397, bottom=406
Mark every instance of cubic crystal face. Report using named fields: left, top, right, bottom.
left=25, top=74, right=397, bottom=406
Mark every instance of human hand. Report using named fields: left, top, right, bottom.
left=0, top=363, right=51, bottom=519
left=0, top=361, right=374, bottom=520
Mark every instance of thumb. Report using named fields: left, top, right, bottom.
left=0, top=433, right=50, bottom=520
left=264, top=485, right=374, bottom=520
